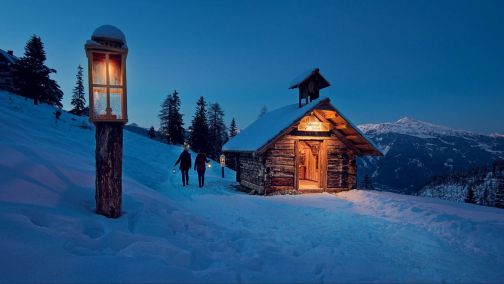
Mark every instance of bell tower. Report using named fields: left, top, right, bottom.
left=289, top=68, right=330, bottom=108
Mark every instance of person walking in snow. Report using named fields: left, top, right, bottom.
left=194, top=152, right=210, bottom=188
left=174, top=147, right=191, bottom=186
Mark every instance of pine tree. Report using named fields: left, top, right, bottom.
left=229, top=118, right=238, bottom=138
left=495, top=178, right=504, bottom=209
left=363, top=174, right=374, bottom=190
left=70, top=65, right=86, bottom=115
left=158, top=93, right=171, bottom=142
left=465, top=185, right=477, bottom=204
left=189, top=96, right=210, bottom=154
left=148, top=126, right=156, bottom=139
left=208, top=102, right=228, bottom=158
left=13, top=35, right=63, bottom=107
left=168, top=90, right=185, bottom=145
left=258, top=106, right=268, bottom=118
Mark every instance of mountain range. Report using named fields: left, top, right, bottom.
left=356, top=117, right=504, bottom=194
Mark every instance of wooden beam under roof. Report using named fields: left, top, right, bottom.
left=335, top=124, right=348, bottom=130
left=319, top=110, right=337, bottom=119
left=312, top=110, right=362, bottom=155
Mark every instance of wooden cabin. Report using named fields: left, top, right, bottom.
left=223, top=69, right=382, bottom=194
left=0, top=49, right=18, bottom=93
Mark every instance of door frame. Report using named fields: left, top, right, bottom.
left=296, top=139, right=325, bottom=191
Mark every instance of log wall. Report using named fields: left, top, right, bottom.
left=264, top=137, right=297, bottom=193
left=236, top=153, right=265, bottom=194
left=226, top=135, right=357, bottom=195
left=326, top=139, right=357, bottom=191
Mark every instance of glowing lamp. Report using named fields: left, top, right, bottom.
left=207, top=163, right=212, bottom=169
left=85, top=25, right=128, bottom=123
left=219, top=154, right=226, bottom=167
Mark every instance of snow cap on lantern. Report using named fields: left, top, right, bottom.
left=91, top=25, right=127, bottom=48
left=85, top=25, right=128, bottom=123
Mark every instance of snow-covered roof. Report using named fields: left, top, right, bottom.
left=0, top=49, right=18, bottom=64
left=223, top=97, right=382, bottom=156
left=288, top=68, right=330, bottom=89
left=92, top=25, right=127, bottom=45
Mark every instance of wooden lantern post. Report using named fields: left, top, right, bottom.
left=85, top=25, right=128, bottom=218
left=220, top=154, right=226, bottom=178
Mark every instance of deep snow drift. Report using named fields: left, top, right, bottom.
left=1, top=91, right=504, bottom=283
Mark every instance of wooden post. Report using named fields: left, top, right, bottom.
left=95, top=122, right=123, bottom=218
left=221, top=166, right=225, bottom=178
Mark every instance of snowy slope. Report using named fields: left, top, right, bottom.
left=2, top=91, right=504, bottom=282
left=356, top=118, right=504, bottom=193
left=419, top=161, right=504, bottom=207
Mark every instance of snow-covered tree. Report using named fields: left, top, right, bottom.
left=208, top=102, right=228, bottom=158
left=13, top=35, right=63, bottom=107
left=465, top=185, right=477, bottom=204
left=189, top=96, right=210, bottom=154
left=495, top=178, right=504, bottom=209
left=70, top=65, right=86, bottom=116
left=229, top=117, right=238, bottom=138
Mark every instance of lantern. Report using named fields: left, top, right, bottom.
left=84, top=25, right=128, bottom=219
left=207, top=162, right=212, bottom=169
left=85, top=25, right=128, bottom=123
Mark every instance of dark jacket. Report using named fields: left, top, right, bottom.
left=194, top=153, right=210, bottom=172
left=175, top=150, right=191, bottom=170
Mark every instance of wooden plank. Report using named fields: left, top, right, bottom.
left=312, top=110, right=361, bottom=155
left=320, top=140, right=328, bottom=190
left=265, top=156, right=295, bottom=166
left=294, top=140, right=299, bottom=191
left=268, top=149, right=295, bottom=158
left=270, top=185, right=296, bottom=191
left=271, top=177, right=294, bottom=186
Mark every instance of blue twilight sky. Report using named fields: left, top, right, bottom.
left=1, top=0, right=503, bottom=133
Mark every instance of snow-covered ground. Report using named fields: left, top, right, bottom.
left=1, top=91, right=504, bottom=283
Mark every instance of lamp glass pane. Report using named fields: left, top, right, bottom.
left=110, top=87, right=123, bottom=119
left=109, top=54, right=122, bottom=86
left=93, top=87, right=107, bottom=117
left=92, top=53, right=106, bottom=85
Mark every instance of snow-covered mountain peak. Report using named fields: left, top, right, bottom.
left=359, top=117, right=476, bottom=138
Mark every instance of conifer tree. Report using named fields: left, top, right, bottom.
left=229, top=118, right=238, bottom=138
left=189, top=96, right=210, bottom=154
left=70, top=65, right=86, bottom=115
left=495, top=178, right=504, bottom=209
left=13, top=35, right=63, bottom=107
left=465, top=185, right=477, bottom=204
left=168, top=90, right=185, bottom=145
left=363, top=174, right=374, bottom=190
left=208, top=102, right=227, bottom=158
left=148, top=126, right=156, bottom=139
left=158, top=93, right=171, bottom=142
